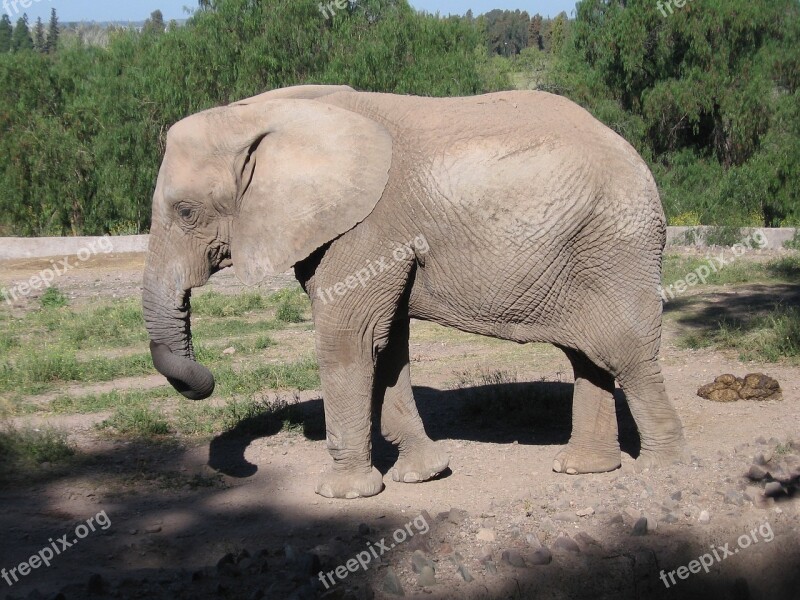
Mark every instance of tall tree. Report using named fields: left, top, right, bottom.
left=45, top=8, right=59, bottom=53
left=143, top=10, right=166, bottom=35
left=528, top=13, right=543, bottom=50
left=0, top=14, right=12, bottom=52
left=33, top=17, right=45, bottom=52
left=10, top=15, right=33, bottom=52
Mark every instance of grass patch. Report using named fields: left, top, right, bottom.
left=662, top=255, right=800, bottom=289
left=49, top=388, right=170, bottom=414
left=0, top=347, right=153, bottom=395
left=174, top=394, right=308, bottom=436
left=40, top=286, right=68, bottom=309
left=0, top=424, right=75, bottom=482
left=214, top=356, right=320, bottom=396
left=192, top=290, right=267, bottom=317
left=269, top=287, right=309, bottom=323
left=679, top=306, right=800, bottom=362
left=100, top=405, right=171, bottom=437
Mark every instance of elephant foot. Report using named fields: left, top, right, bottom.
left=315, top=466, right=384, bottom=499
left=552, top=445, right=621, bottom=475
left=390, top=442, right=450, bottom=483
left=635, top=443, right=689, bottom=473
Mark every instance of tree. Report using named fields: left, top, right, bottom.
left=528, top=14, right=542, bottom=50
left=33, top=17, right=45, bottom=52
left=0, top=14, right=12, bottom=53
left=143, top=10, right=166, bottom=35
left=11, top=14, right=33, bottom=52
left=45, top=8, right=59, bottom=53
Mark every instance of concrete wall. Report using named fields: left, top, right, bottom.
left=0, top=235, right=149, bottom=260
left=0, top=227, right=796, bottom=260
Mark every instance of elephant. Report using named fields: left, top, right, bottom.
left=143, top=84, right=686, bottom=499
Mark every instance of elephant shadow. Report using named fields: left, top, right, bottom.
left=208, top=381, right=641, bottom=478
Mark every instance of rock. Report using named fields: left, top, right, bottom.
left=553, top=535, right=580, bottom=553
left=698, top=510, right=711, bottom=524
left=382, top=568, right=405, bottom=596
left=476, top=528, right=496, bottom=542
left=145, top=524, right=162, bottom=534
left=447, top=508, right=469, bottom=525
left=748, top=465, right=769, bottom=480
left=606, top=514, right=624, bottom=526
left=501, top=549, right=526, bottom=568
left=724, top=490, right=744, bottom=506
left=217, top=553, right=236, bottom=572
left=411, top=550, right=435, bottom=574
left=670, top=490, right=682, bottom=501
left=417, top=565, right=437, bottom=587
left=623, top=507, right=641, bottom=523
left=754, top=451, right=773, bottom=465
left=437, top=542, right=453, bottom=555
left=645, top=515, right=658, bottom=531
left=576, top=507, right=595, bottom=517
left=527, top=547, right=553, bottom=565
left=222, top=346, right=236, bottom=355
left=478, top=547, right=493, bottom=564
left=484, top=561, right=497, bottom=574
left=457, top=564, right=474, bottom=583
left=86, top=574, right=105, bottom=595
left=764, top=481, right=785, bottom=497
left=663, top=513, right=679, bottom=524
left=756, top=436, right=767, bottom=445
left=525, top=532, right=542, bottom=548
left=743, top=486, right=762, bottom=502
left=553, top=511, right=579, bottom=522
left=632, top=517, right=649, bottom=536
left=358, top=523, right=370, bottom=536
left=539, top=517, right=557, bottom=533
left=574, top=531, right=602, bottom=553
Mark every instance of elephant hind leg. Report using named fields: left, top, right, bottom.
left=614, top=356, right=687, bottom=470
left=375, top=317, right=450, bottom=483
left=553, top=348, right=621, bottom=474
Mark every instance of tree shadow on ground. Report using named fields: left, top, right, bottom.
left=663, top=283, right=800, bottom=334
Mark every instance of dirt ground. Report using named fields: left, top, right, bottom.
left=0, top=251, right=798, bottom=600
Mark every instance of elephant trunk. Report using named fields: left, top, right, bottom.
left=142, top=271, right=215, bottom=401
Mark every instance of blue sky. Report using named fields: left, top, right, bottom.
left=3, top=1, right=577, bottom=24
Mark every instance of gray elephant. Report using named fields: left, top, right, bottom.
left=143, top=84, right=685, bottom=499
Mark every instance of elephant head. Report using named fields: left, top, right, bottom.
left=142, top=86, right=393, bottom=400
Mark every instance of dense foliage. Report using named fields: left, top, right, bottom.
left=550, top=0, right=800, bottom=226
left=0, top=0, right=797, bottom=235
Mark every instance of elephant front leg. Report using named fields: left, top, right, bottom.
left=553, top=349, right=621, bottom=475
left=376, top=318, right=450, bottom=483
left=315, top=359, right=384, bottom=499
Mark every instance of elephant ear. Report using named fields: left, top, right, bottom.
left=228, top=99, right=393, bottom=285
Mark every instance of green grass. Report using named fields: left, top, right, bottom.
left=662, top=255, right=800, bottom=289
left=49, top=388, right=170, bottom=414
left=0, top=288, right=314, bottom=401
left=100, top=405, right=172, bottom=436
left=40, top=286, right=68, bottom=309
left=0, top=424, right=75, bottom=482
left=0, top=347, right=154, bottom=395
left=680, top=306, right=800, bottom=362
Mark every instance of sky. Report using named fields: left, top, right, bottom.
left=2, top=0, right=577, bottom=24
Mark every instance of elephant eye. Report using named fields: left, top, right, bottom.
left=178, top=206, right=194, bottom=220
